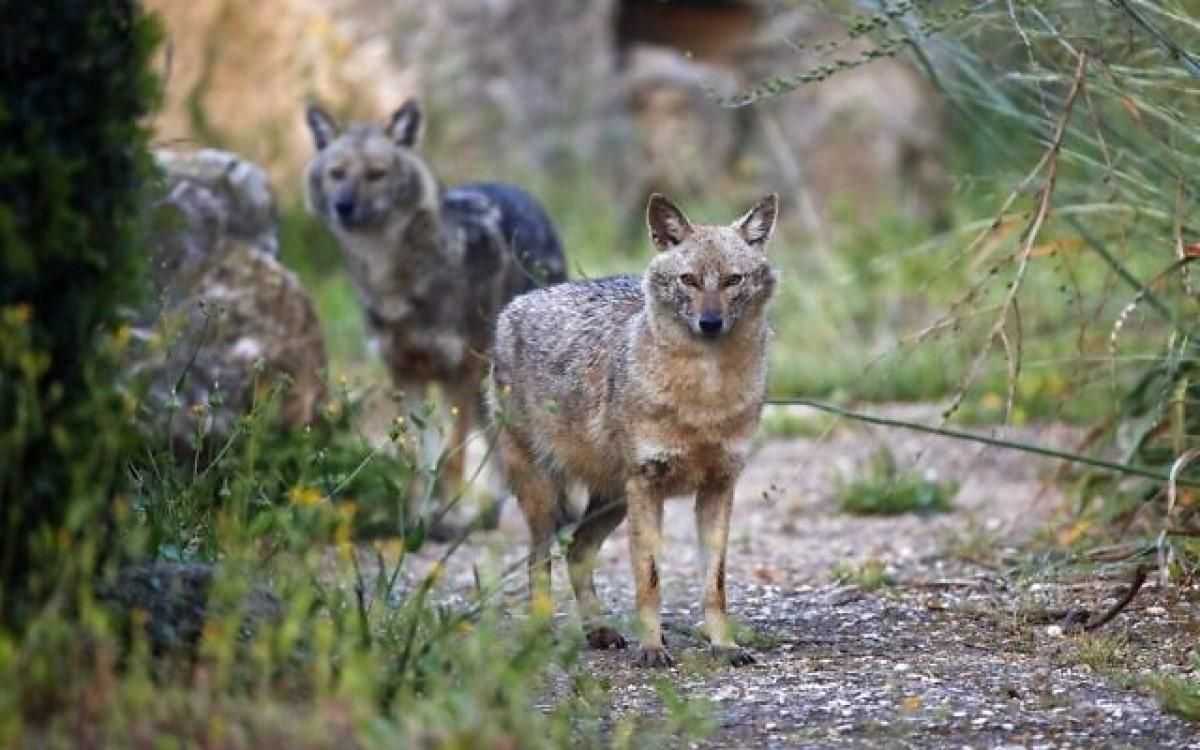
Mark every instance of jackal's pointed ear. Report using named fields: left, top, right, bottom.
left=647, top=193, right=694, bottom=252
left=387, top=99, right=423, bottom=148
left=734, top=193, right=779, bottom=251
left=305, top=103, right=339, bottom=151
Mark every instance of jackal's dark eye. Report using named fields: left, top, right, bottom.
left=366, top=168, right=387, bottom=181
left=329, top=167, right=347, bottom=181
left=723, top=274, right=744, bottom=288
left=678, top=273, right=700, bottom=288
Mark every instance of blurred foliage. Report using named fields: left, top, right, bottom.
left=0, top=0, right=161, bottom=626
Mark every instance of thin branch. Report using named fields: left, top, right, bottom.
left=1108, top=0, right=1200, bottom=79
left=1083, top=564, right=1148, bottom=631
left=765, top=397, right=1200, bottom=487
left=942, top=51, right=1090, bottom=423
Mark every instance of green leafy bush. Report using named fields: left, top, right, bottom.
left=0, top=0, right=162, bottom=625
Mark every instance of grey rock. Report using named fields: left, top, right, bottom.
left=132, top=148, right=328, bottom=452
left=97, top=562, right=280, bottom=653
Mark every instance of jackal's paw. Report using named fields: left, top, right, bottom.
left=711, top=646, right=756, bottom=667
left=633, top=645, right=675, bottom=669
left=586, top=626, right=628, bottom=651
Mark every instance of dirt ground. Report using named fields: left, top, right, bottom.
left=389, top=405, right=1200, bottom=748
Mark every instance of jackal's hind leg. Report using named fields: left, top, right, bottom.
left=567, top=492, right=628, bottom=650
left=500, top=432, right=558, bottom=608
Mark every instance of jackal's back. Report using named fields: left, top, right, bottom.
left=492, top=275, right=643, bottom=489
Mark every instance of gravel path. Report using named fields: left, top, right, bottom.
left=391, top=405, right=1200, bottom=748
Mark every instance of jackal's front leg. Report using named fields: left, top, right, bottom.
left=626, top=476, right=671, bottom=667
left=696, top=478, right=755, bottom=667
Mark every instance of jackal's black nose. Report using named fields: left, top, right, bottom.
left=334, top=199, right=355, bottom=221
left=698, top=314, right=724, bottom=337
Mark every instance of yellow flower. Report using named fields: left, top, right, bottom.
left=325, top=400, right=342, bottom=418
left=450, top=406, right=459, bottom=417
left=979, top=392, right=1003, bottom=412
left=288, top=485, right=324, bottom=507
left=11, top=304, right=31, bottom=325
left=334, top=502, right=356, bottom=546
left=530, top=589, right=554, bottom=619
left=113, top=324, right=131, bottom=349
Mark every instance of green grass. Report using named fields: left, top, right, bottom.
left=1147, top=666, right=1200, bottom=723
left=759, top=407, right=837, bottom=439
left=830, top=559, right=894, bottom=590
left=2, top=366, right=717, bottom=747
left=836, top=447, right=957, bottom=516
left=1062, top=633, right=1130, bottom=673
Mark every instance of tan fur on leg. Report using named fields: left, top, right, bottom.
left=696, top=480, right=754, bottom=666
left=627, top=477, right=671, bottom=667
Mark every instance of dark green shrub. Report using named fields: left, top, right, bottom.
left=0, top=1, right=161, bottom=626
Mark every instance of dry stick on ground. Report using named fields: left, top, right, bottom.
left=940, top=50, right=1090, bottom=426
left=1023, top=564, right=1149, bottom=632
left=1082, top=563, right=1148, bottom=632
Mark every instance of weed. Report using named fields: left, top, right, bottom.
left=1145, top=657, right=1200, bottom=722
left=831, top=559, right=895, bottom=590
left=836, top=448, right=957, bottom=516
left=759, top=407, right=837, bottom=440
left=1063, top=633, right=1130, bottom=673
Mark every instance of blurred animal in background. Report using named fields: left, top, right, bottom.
left=490, top=193, right=779, bottom=667
left=304, top=98, right=567, bottom=540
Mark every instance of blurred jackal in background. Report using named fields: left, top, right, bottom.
left=490, top=192, right=779, bottom=667
left=304, top=98, right=567, bottom=539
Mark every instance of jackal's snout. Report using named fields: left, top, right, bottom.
left=334, top=189, right=357, bottom=223
left=697, top=312, right=724, bottom=338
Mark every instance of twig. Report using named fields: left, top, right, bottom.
left=1082, top=563, right=1148, bottom=631
left=765, top=397, right=1200, bottom=487
left=1108, top=0, right=1200, bottom=79
left=941, top=50, right=1089, bottom=424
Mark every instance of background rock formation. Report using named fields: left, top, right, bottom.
left=145, top=0, right=947, bottom=234
left=133, top=149, right=328, bottom=451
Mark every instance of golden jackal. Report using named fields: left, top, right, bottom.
left=304, top=99, right=567, bottom=540
left=490, top=192, right=779, bottom=667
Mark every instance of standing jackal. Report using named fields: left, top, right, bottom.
left=490, top=192, right=779, bottom=667
left=304, top=99, right=567, bottom=538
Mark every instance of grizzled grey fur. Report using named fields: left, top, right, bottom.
left=304, top=98, right=566, bottom=536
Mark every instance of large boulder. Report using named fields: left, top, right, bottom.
left=145, top=2, right=948, bottom=233
left=613, top=45, right=743, bottom=212
left=384, top=0, right=619, bottom=176
left=133, top=149, right=328, bottom=451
